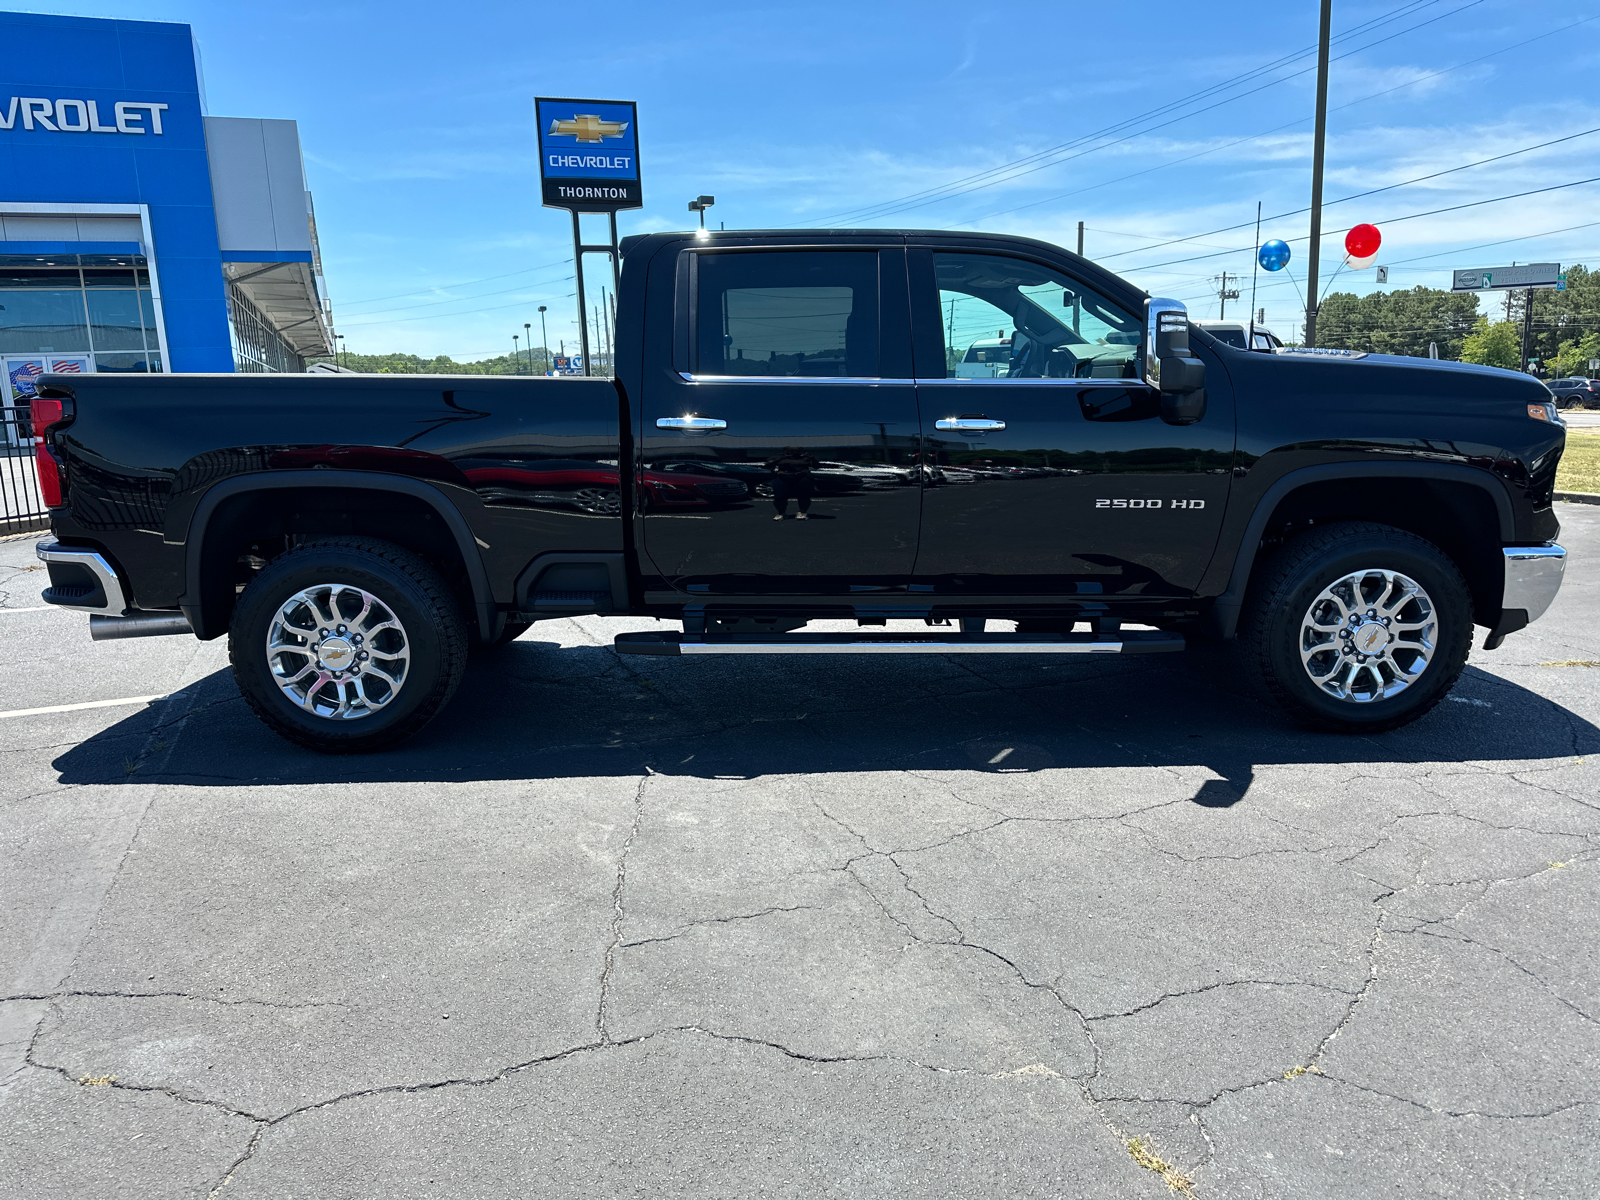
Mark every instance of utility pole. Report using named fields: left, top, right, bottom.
left=1214, top=271, right=1241, bottom=319
left=1076, top=221, right=1084, bottom=257
left=946, top=297, right=955, bottom=366
left=1304, top=0, right=1333, bottom=347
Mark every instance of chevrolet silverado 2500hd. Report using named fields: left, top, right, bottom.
left=29, top=230, right=1568, bottom=751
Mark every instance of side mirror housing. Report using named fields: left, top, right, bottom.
left=1145, top=298, right=1207, bottom=426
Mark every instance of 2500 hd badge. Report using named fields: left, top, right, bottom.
left=1095, top=498, right=1207, bottom=509
left=28, top=226, right=1568, bottom=752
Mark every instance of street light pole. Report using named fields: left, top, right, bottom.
left=513, top=334, right=520, bottom=373
left=1304, top=0, right=1333, bottom=348
left=524, top=323, right=532, bottom=375
left=539, top=306, right=549, bottom=374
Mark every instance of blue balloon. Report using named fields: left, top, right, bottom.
left=1258, top=239, right=1291, bottom=272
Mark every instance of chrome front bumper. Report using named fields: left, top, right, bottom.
left=1503, top=543, right=1567, bottom=624
left=35, top=540, right=130, bottom=616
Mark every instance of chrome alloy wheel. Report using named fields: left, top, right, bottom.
left=1299, top=568, right=1436, bottom=703
left=265, top=583, right=410, bottom=720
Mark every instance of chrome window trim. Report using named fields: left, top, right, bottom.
left=676, top=372, right=906, bottom=385
left=914, top=376, right=1138, bottom=388
left=1501, top=543, right=1567, bottom=622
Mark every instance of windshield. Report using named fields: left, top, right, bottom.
left=1206, top=326, right=1248, bottom=348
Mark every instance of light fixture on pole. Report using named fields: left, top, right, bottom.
left=688, top=194, right=715, bottom=233
left=336, top=333, right=346, bottom=370
left=538, top=306, right=549, bottom=374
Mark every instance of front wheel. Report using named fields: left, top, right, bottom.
left=1240, top=522, right=1472, bottom=733
left=229, top=537, right=468, bottom=752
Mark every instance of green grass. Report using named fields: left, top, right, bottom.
left=1557, top=430, right=1600, bottom=495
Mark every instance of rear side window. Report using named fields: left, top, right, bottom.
left=693, top=251, right=879, bottom=377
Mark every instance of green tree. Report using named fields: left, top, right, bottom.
left=1316, top=286, right=1479, bottom=359
left=1459, top=318, right=1522, bottom=369
left=306, top=350, right=554, bottom=375
left=1549, top=330, right=1600, bottom=379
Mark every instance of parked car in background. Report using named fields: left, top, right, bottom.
left=1192, top=319, right=1284, bottom=351
left=955, top=337, right=1012, bottom=378
left=1545, top=377, right=1600, bottom=410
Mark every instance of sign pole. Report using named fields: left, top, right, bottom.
left=1521, top=286, right=1534, bottom=375
left=571, top=209, right=592, bottom=377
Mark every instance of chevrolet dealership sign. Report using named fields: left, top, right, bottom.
left=536, top=97, right=641, bottom=211
left=1, top=97, right=169, bottom=134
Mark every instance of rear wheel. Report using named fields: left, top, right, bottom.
left=229, top=538, right=468, bottom=752
left=1240, top=522, right=1472, bottom=733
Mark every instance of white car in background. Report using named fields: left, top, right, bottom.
left=1192, top=319, right=1284, bottom=351
left=955, top=337, right=1012, bottom=378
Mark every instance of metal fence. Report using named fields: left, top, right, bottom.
left=1, top=404, right=49, bottom=535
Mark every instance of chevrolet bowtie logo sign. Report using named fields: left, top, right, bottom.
left=549, top=114, right=628, bottom=143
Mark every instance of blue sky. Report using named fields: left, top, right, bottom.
left=20, top=0, right=1599, bottom=355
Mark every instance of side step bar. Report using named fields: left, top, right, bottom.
left=615, top=630, right=1186, bottom=657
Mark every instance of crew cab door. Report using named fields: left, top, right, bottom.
left=907, top=247, right=1234, bottom=595
left=638, top=245, right=921, bottom=592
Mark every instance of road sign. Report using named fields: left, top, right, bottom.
left=1375, top=266, right=1388, bottom=284
left=536, top=97, right=641, bottom=212
left=1451, top=263, right=1562, bottom=292
left=1589, top=358, right=1600, bottom=373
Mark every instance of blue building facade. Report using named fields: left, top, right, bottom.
left=1, top=11, right=331, bottom=407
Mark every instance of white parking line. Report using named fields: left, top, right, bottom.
left=0, top=605, right=74, bottom=614
left=0, top=694, right=169, bottom=721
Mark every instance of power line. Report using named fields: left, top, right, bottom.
left=1101, top=125, right=1600, bottom=268
left=815, top=0, right=1472, bottom=225
left=343, top=273, right=575, bottom=319
left=339, top=292, right=579, bottom=328
left=954, top=13, right=1599, bottom=230
left=337, top=258, right=572, bottom=307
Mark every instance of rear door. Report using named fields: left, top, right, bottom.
left=638, top=245, right=922, bottom=592
left=907, top=246, right=1233, bottom=596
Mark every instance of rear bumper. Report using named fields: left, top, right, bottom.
left=1503, top=543, right=1566, bottom=624
left=35, top=540, right=129, bottom=616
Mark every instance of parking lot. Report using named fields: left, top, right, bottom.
left=1, top=508, right=1596, bottom=1199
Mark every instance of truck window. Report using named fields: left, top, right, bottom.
left=934, top=253, right=1140, bottom=381
left=693, top=251, right=879, bottom=377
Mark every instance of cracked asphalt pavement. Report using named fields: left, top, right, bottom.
left=2, top=508, right=1598, bottom=1198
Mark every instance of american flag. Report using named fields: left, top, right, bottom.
left=8, top=360, right=43, bottom=398
left=49, top=360, right=83, bottom=373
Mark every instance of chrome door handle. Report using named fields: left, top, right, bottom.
left=936, top=417, right=1006, bottom=431
left=656, top=416, right=727, bottom=431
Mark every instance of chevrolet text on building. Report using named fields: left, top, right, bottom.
left=0, top=11, right=334, bottom=396
left=1, top=98, right=169, bottom=133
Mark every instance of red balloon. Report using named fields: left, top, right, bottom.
left=1345, top=223, right=1382, bottom=259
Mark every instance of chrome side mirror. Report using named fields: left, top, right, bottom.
left=1145, top=297, right=1207, bottom=425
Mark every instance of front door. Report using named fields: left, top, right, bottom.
left=908, top=249, right=1232, bottom=596
left=639, top=246, right=922, bottom=593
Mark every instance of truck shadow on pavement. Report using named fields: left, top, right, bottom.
left=52, top=634, right=1600, bottom=806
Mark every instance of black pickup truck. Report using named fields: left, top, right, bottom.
left=30, top=229, right=1569, bottom=751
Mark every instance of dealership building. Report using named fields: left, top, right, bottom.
left=1, top=10, right=333, bottom=407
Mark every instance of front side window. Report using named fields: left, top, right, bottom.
left=694, top=251, right=879, bottom=377
left=935, top=253, right=1140, bottom=380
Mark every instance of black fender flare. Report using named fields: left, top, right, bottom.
left=1206, top=462, right=1515, bottom=641
left=177, top=470, right=495, bottom=642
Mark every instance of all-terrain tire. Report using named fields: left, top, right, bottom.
left=229, top=537, right=469, bottom=753
left=1239, top=521, right=1472, bottom=733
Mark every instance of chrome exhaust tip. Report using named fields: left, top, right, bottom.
left=89, top=612, right=193, bottom=641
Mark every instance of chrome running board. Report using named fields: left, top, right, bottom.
left=614, top=630, right=1185, bottom=657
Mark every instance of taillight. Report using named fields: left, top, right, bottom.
left=30, top=397, right=64, bottom=508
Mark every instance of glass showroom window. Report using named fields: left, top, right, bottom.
left=0, top=256, right=162, bottom=373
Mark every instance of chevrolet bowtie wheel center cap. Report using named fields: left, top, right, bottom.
left=265, top=583, right=410, bottom=721
left=316, top=637, right=355, bottom=670
left=1297, top=568, right=1437, bottom=704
